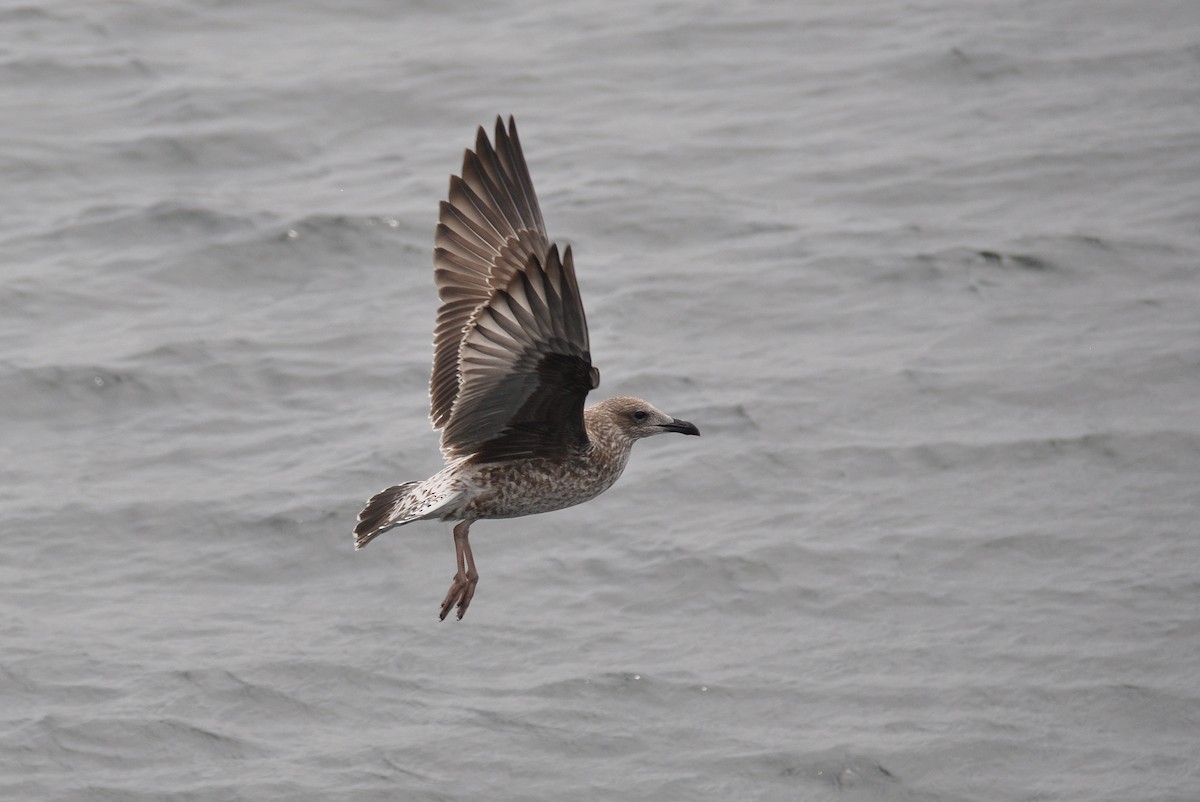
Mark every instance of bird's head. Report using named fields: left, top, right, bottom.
left=588, top=396, right=701, bottom=446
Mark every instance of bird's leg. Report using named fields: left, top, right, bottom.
left=458, top=529, right=479, bottom=615
left=439, top=521, right=479, bottom=621
left=438, top=525, right=466, bottom=620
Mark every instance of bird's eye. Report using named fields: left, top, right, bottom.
left=633, top=410, right=648, bottom=421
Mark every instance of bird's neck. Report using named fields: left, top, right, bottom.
left=583, top=407, right=635, bottom=464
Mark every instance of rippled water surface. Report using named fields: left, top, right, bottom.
left=4, top=1, right=1200, bottom=800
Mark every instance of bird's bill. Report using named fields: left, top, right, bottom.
left=659, top=418, right=700, bottom=436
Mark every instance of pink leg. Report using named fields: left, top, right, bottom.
left=438, top=521, right=479, bottom=621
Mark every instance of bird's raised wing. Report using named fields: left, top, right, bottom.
left=441, top=243, right=598, bottom=462
left=431, top=117, right=599, bottom=462
left=431, top=116, right=549, bottom=431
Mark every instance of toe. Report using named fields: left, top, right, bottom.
left=456, top=579, right=479, bottom=620
left=439, top=574, right=464, bottom=621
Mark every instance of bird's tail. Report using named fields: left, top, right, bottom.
left=354, top=481, right=423, bottom=550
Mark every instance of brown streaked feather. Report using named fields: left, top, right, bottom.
left=442, top=244, right=598, bottom=462
left=430, top=116, right=549, bottom=430
left=354, top=481, right=420, bottom=548
left=485, top=118, right=546, bottom=237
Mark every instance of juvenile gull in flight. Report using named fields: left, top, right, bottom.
left=354, top=116, right=699, bottom=620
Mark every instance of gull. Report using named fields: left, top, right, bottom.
left=354, top=116, right=699, bottom=620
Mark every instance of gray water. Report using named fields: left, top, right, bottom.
left=4, top=1, right=1200, bottom=800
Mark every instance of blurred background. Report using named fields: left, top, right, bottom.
left=3, top=1, right=1199, bottom=800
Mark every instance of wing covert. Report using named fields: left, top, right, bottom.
left=441, top=244, right=598, bottom=462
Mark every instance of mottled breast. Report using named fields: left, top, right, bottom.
left=461, top=448, right=631, bottom=520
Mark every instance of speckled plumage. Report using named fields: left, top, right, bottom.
left=354, top=118, right=699, bottom=620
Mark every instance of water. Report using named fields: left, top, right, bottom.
left=3, top=1, right=1200, bottom=800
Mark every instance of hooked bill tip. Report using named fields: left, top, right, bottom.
left=661, top=418, right=700, bottom=436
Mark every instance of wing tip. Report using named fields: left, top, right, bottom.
left=477, top=115, right=520, bottom=158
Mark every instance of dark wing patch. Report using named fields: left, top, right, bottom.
left=442, top=244, right=598, bottom=462
left=430, top=117, right=549, bottom=430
